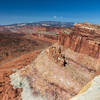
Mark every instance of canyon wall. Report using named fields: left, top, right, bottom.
left=9, top=23, right=100, bottom=100
left=58, top=25, right=100, bottom=71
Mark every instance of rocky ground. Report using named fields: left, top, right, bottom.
left=10, top=23, right=100, bottom=100
left=1, top=23, right=100, bottom=100
left=0, top=29, right=57, bottom=100
left=0, top=32, right=53, bottom=65
left=0, top=50, right=41, bottom=100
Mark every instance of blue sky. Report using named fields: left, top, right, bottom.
left=0, top=0, right=100, bottom=25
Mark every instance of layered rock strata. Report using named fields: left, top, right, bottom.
left=10, top=24, right=100, bottom=100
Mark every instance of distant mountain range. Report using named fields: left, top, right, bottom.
left=2, top=21, right=74, bottom=28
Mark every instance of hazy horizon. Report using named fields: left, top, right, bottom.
left=0, top=0, right=100, bottom=25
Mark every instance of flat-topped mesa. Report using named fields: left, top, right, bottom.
left=74, top=23, right=100, bottom=31
left=58, top=24, right=100, bottom=71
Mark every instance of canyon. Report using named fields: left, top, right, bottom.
left=0, top=22, right=100, bottom=100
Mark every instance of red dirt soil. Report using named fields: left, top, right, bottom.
left=0, top=50, right=41, bottom=100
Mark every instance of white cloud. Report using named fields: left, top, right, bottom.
left=53, top=16, right=57, bottom=19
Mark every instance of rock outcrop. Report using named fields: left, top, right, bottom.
left=71, top=75, right=100, bottom=100
left=10, top=23, right=100, bottom=100
left=58, top=24, right=100, bottom=71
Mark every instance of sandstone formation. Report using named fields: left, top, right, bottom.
left=59, top=24, right=100, bottom=71
left=0, top=23, right=99, bottom=100
left=71, top=75, right=100, bottom=100
left=0, top=50, right=40, bottom=100
left=0, top=24, right=59, bottom=100
left=9, top=23, right=100, bottom=100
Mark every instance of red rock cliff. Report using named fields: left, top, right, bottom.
left=58, top=25, right=100, bottom=71
left=59, top=25, right=100, bottom=58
